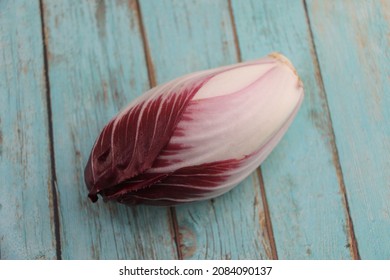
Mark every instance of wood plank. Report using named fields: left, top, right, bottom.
left=0, top=0, right=56, bottom=259
left=306, top=0, right=390, bottom=259
left=139, top=0, right=274, bottom=259
left=231, top=0, right=353, bottom=259
left=42, top=0, right=177, bottom=259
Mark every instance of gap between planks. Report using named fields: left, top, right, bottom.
left=135, top=0, right=183, bottom=259
left=227, top=0, right=242, bottom=62
left=228, top=0, right=278, bottom=260
left=303, top=0, right=360, bottom=260
left=39, top=0, right=62, bottom=260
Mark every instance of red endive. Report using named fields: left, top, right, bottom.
left=84, top=53, right=304, bottom=206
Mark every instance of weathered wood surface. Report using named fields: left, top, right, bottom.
left=0, top=0, right=389, bottom=259
left=0, top=0, right=57, bottom=259
left=306, top=0, right=390, bottom=259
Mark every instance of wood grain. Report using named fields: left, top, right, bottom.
left=231, top=0, right=353, bottom=259
left=139, top=0, right=274, bottom=259
left=41, top=0, right=177, bottom=259
left=306, top=0, right=390, bottom=259
left=2, top=0, right=389, bottom=260
left=0, top=0, right=56, bottom=259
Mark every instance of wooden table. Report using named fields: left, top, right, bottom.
left=1, top=0, right=389, bottom=260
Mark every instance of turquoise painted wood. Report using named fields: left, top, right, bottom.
left=231, top=0, right=353, bottom=259
left=0, top=0, right=56, bottom=259
left=41, top=0, right=177, bottom=259
left=306, top=0, right=390, bottom=259
left=139, top=0, right=274, bottom=259
left=1, top=0, right=390, bottom=260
